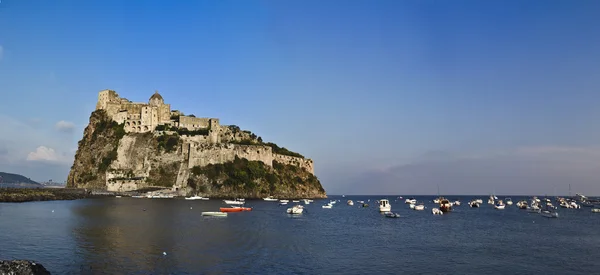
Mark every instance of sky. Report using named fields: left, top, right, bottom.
left=1, top=0, right=600, bottom=195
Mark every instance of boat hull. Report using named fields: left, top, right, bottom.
left=202, top=212, right=227, bottom=217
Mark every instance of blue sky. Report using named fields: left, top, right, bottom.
left=1, top=0, right=600, bottom=195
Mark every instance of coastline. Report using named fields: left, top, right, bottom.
left=0, top=187, right=327, bottom=202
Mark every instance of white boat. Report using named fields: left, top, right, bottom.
left=409, top=203, right=415, bottom=209
left=432, top=208, right=443, bottom=215
left=384, top=212, right=400, bottom=218
left=201, top=212, right=227, bottom=217
left=279, top=202, right=288, bottom=206
left=185, top=195, right=204, bottom=200
left=570, top=202, right=580, bottom=209
left=280, top=199, right=289, bottom=203
left=414, top=204, right=425, bottom=211
left=287, top=205, right=304, bottom=214
left=505, top=198, right=513, bottom=205
left=347, top=200, right=354, bottom=206
left=322, top=204, right=332, bottom=209
left=200, top=197, right=209, bottom=200
left=303, top=199, right=311, bottom=205
left=223, top=200, right=245, bottom=205
left=405, top=198, right=416, bottom=204
left=540, top=210, right=559, bottom=218
left=453, top=201, right=461, bottom=206
left=115, top=196, right=122, bottom=198
left=433, top=198, right=440, bottom=204
left=494, top=200, right=506, bottom=210
left=263, top=196, right=278, bottom=201
left=475, top=199, right=483, bottom=204
left=379, top=199, right=391, bottom=212
left=131, top=195, right=145, bottom=198
left=292, top=200, right=300, bottom=203
left=469, top=201, right=480, bottom=208
left=591, top=208, right=600, bottom=213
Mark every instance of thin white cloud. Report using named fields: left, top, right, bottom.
left=55, top=120, right=75, bottom=132
left=27, top=146, right=62, bottom=162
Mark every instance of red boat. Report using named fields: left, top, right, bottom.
left=220, top=207, right=252, bottom=212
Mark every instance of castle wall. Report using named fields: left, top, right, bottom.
left=159, top=104, right=171, bottom=124
left=188, top=144, right=274, bottom=168
left=273, top=154, right=315, bottom=174
left=179, top=116, right=210, bottom=129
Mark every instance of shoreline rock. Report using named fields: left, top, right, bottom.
left=0, top=260, right=50, bottom=275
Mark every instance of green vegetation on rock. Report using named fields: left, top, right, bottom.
left=187, top=156, right=323, bottom=198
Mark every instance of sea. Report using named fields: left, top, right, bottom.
left=1, top=195, right=599, bottom=275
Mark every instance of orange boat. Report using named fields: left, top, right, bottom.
left=220, top=207, right=252, bottom=212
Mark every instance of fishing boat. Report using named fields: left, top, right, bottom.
left=379, top=199, right=391, bottom=212
left=202, top=212, right=227, bottom=217
left=439, top=198, right=452, bottom=213
left=287, top=205, right=304, bottom=214
left=384, top=212, right=400, bottom=218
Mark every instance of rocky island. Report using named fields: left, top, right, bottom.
left=67, top=90, right=327, bottom=199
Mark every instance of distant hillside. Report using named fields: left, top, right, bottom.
left=0, top=172, right=40, bottom=185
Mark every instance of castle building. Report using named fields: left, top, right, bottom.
left=95, top=89, right=220, bottom=135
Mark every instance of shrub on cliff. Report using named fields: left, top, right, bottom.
left=189, top=157, right=323, bottom=195
left=156, top=134, right=179, bottom=152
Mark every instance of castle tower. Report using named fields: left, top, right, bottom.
left=149, top=91, right=164, bottom=106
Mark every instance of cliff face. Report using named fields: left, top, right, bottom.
left=67, top=110, right=327, bottom=199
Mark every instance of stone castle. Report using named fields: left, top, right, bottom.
left=94, top=90, right=315, bottom=192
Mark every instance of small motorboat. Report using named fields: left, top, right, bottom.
left=516, top=200, right=528, bottom=209
left=591, top=208, right=600, bottom=213
left=347, top=200, right=354, bottom=206
left=414, top=204, right=425, bottom=211
left=432, top=208, right=443, bottom=215
left=494, top=200, right=506, bottom=210
left=453, top=200, right=461, bottom=206
left=263, top=196, right=278, bottom=201
left=279, top=202, right=288, bottom=206
left=540, top=210, right=559, bottom=218
left=384, top=212, right=400, bottom=218
left=202, top=212, right=227, bottom=217
left=469, top=201, right=480, bottom=208
left=115, top=196, right=122, bottom=198
left=287, top=205, right=304, bottom=214
left=439, top=198, right=452, bottom=213
left=505, top=198, right=513, bottom=205
left=185, top=195, right=204, bottom=200
left=322, top=204, right=333, bottom=209
left=379, top=199, right=391, bottom=212
left=220, top=207, right=252, bottom=212
left=223, top=200, right=244, bottom=205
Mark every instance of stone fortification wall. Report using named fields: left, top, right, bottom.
left=273, top=154, right=314, bottom=174
left=179, top=116, right=210, bottom=129
left=187, top=144, right=274, bottom=168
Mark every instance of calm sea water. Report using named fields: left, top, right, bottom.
left=1, top=195, right=599, bottom=274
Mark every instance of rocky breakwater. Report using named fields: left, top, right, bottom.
left=67, top=90, right=327, bottom=199
left=0, top=260, right=51, bottom=275
left=0, top=188, right=96, bottom=203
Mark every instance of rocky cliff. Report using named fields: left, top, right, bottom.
left=67, top=110, right=326, bottom=199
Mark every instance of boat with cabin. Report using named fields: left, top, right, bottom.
left=379, top=199, right=391, bottom=212
left=439, top=198, right=452, bottom=213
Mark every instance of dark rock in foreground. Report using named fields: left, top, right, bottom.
left=0, top=260, right=50, bottom=275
